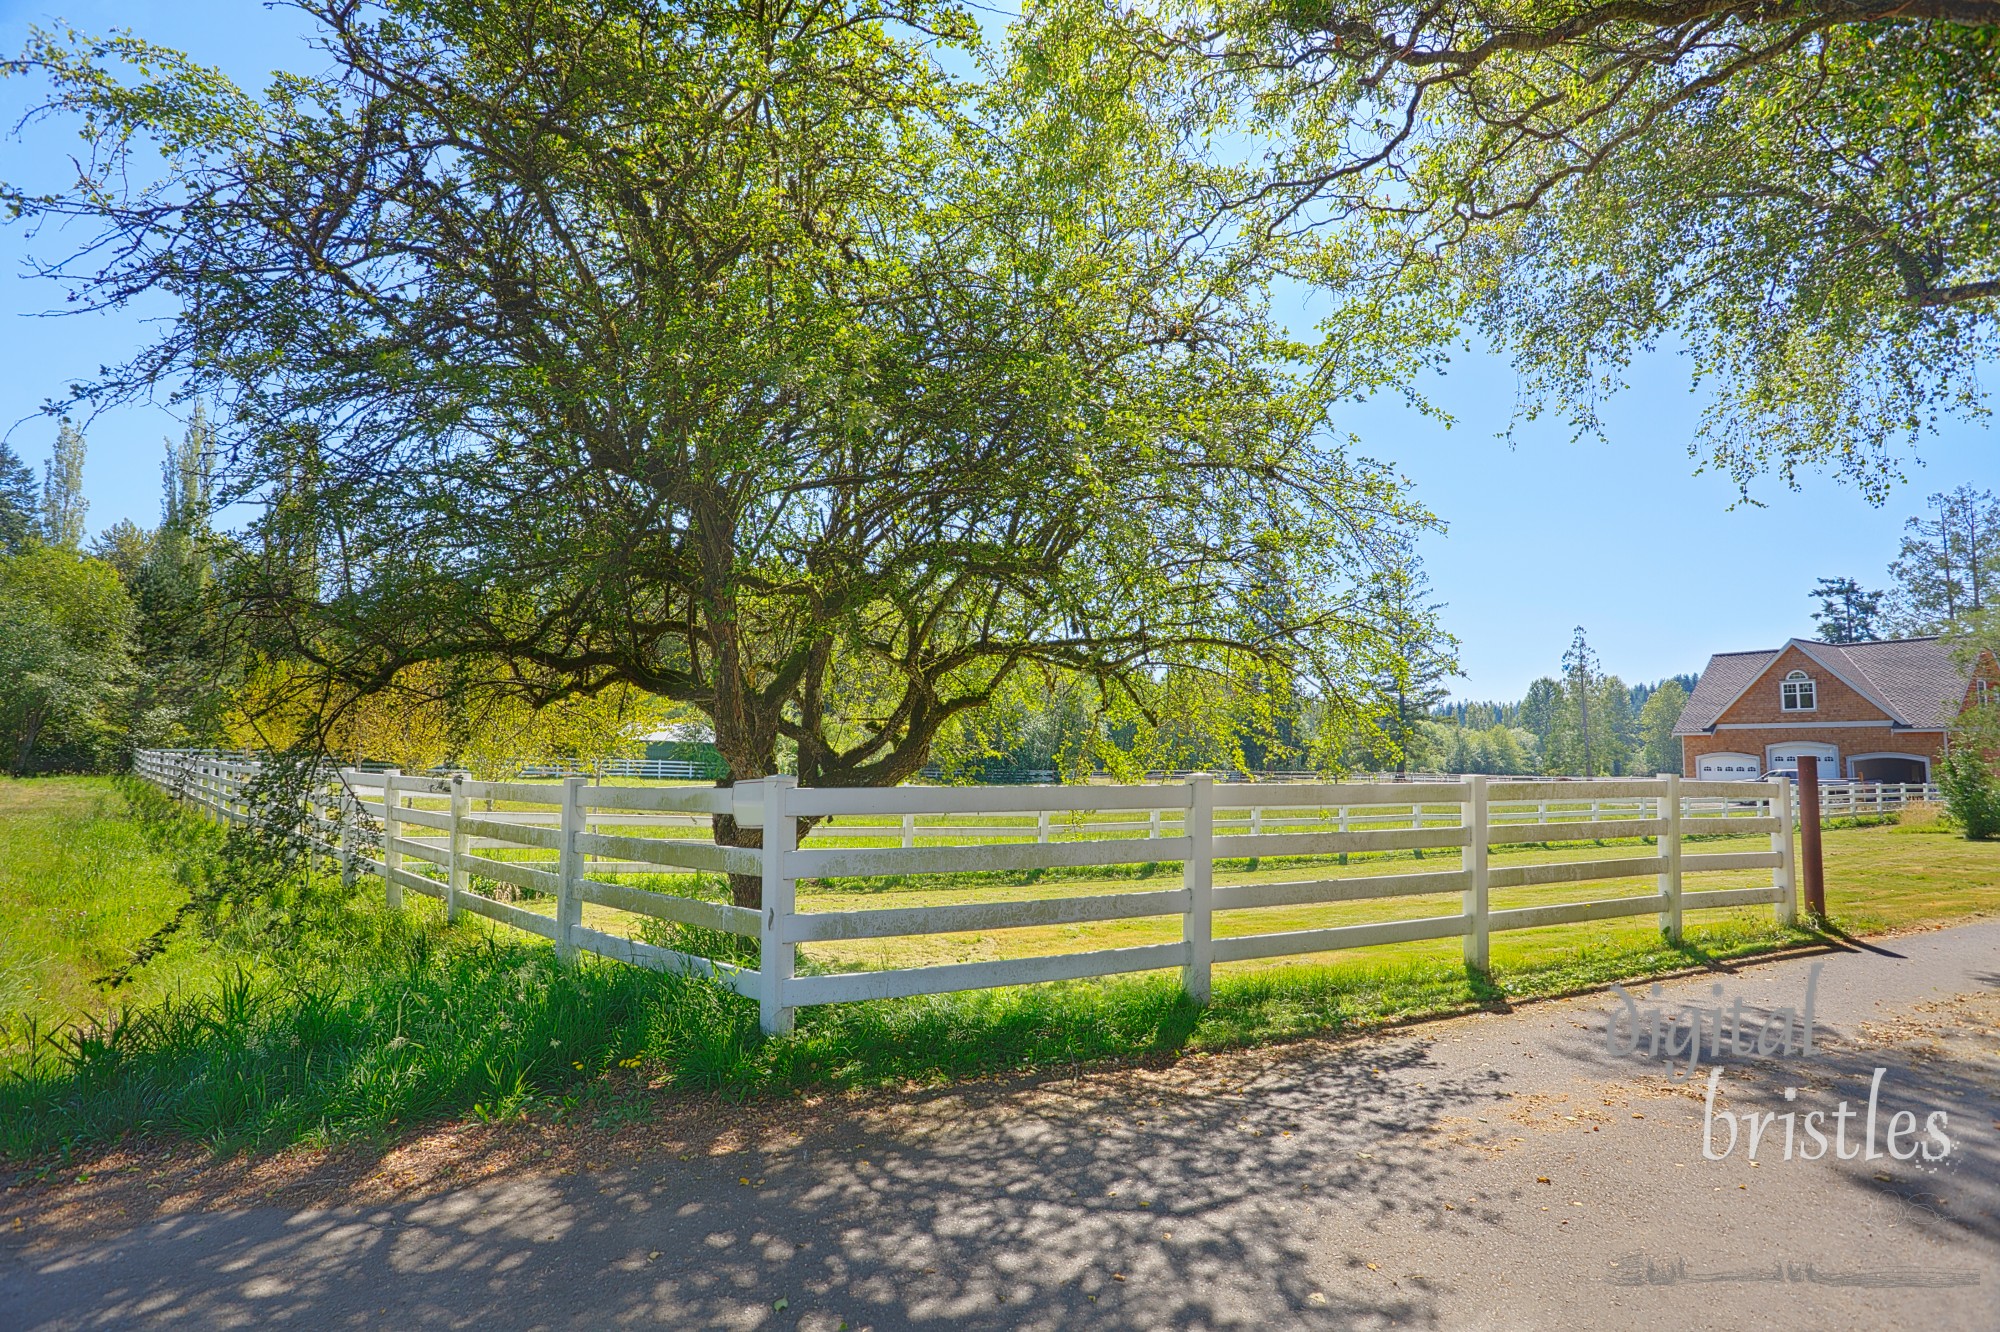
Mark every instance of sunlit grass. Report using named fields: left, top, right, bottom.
left=0, top=778, right=249, bottom=1042
left=2, top=776, right=1996, bottom=1164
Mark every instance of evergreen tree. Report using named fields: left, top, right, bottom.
left=39, top=420, right=88, bottom=549
left=1361, top=541, right=1457, bottom=777
left=0, top=438, right=36, bottom=554
left=1560, top=628, right=1601, bottom=776
left=1812, top=576, right=1885, bottom=643
left=1887, top=486, right=2000, bottom=633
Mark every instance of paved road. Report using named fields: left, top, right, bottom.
left=5, top=922, right=1997, bottom=1331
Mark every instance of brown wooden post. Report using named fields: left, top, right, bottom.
left=1797, top=754, right=1826, bottom=919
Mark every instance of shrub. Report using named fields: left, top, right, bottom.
left=1938, top=748, right=2000, bottom=840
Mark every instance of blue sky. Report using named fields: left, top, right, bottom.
left=2, top=1, right=1991, bottom=701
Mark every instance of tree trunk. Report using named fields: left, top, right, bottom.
left=707, top=711, right=781, bottom=910
left=13, top=707, right=45, bottom=775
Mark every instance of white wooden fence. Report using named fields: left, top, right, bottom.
left=134, top=751, right=1800, bottom=1034
left=512, top=756, right=723, bottom=780
left=1807, top=780, right=1939, bottom=816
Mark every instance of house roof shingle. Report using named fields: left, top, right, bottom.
left=1673, top=650, right=1780, bottom=735
left=1822, top=638, right=1969, bottom=729
left=1673, top=636, right=1970, bottom=735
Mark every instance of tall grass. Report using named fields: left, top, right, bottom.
left=2, top=908, right=661, bottom=1157
left=4, top=776, right=1995, bottom=1166
left=0, top=778, right=243, bottom=1033
left=0, top=883, right=1803, bottom=1163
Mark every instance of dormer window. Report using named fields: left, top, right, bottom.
left=1781, top=670, right=1816, bottom=712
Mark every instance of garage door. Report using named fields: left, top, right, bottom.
left=1697, top=753, right=1761, bottom=780
left=1767, top=742, right=1838, bottom=777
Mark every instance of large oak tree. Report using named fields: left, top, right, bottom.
left=7, top=0, right=1432, bottom=901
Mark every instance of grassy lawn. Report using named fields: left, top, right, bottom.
left=0, top=779, right=250, bottom=1035
left=502, top=816, right=1999, bottom=980
left=2, top=775, right=1996, bottom=1164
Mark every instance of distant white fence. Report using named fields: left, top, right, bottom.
left=510, top=756, right=723, bottom=780
left=1806, top=780, right=1938, bottom=816
left=135, top=751, right=1802, bottom=1034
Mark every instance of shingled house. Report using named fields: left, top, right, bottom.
left=1674, top=637, right=2000, bottom=783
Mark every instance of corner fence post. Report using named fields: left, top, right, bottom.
left=556, top=774, right=586, bottom=961
left=759, top=776, right=799, bottom=1035
left=1181, top=773, right=1215, bottom=1005
left=1657, top=773, right=1683, bottom=944
left=448, top=774, right=468, bottom=923
left=1462, top=774, right=1490, bottom=972
left=1771, top=775, right=1798, bottom=927
left=382, top=769, right=404, bottom=910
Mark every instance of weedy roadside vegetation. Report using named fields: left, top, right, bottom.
left=4, top=777, right=1997, bottom=1165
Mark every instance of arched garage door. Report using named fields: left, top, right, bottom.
left=1767, top=741, right=1839, bottom=777
left=1696, top=752, right=1760, bottom=780
left=1850, top=754, right=1929, bottom=783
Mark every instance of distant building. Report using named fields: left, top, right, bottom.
left=1674, top=637, right=1999, bottom=782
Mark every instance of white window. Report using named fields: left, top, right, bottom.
left=1780, top=670, right=1816, bottom=712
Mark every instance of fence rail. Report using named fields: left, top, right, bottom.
left=134, top=751, right=1809, bottom=1034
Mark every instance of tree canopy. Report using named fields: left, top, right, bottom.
left=0, top=545, right=133, bottom=772
left=0, top=439, right=34, bottom=554
left=38, top=421, right=87, bottom=548
left=1812, top=576, right=1886, bottom=643
left=1887, top=485, right=2000, bottom=631
left=7, top=0, right=1438, bottom=896
left=1187, top=0, right=2000, bottom=497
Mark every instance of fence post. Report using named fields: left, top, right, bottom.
left=1462, top=774, right=1490, bottom=972
left=1037, top=809, right=1050, bottom=844
left=759, top=776, right=799, bottom=1035
left=901, top=812, right=915, bottom=848
left=1797, top=755, right=1825, bottom=919
left=1182, top=774, right=1215, bottom=1004
left=556, top=774, right=586, bottom=962
left=382, top=769, right=404, bottom=910
left=1657, top=773, right=1683, bottom=944
left=448, top=774, right=468, bottom=923
left=1771, top=775, right=1798, bottom=927
left=337, top=768, right=358, bottom=891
